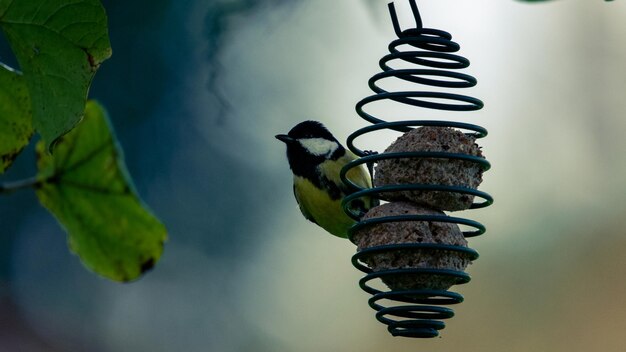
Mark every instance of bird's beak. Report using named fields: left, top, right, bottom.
left=275, top=134, right=294, bottom=143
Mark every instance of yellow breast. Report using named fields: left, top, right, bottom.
left=293, top=176, right=356, bottom=238
left=292, top=154, right=373, bottom=238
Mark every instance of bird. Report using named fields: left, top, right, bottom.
left=275, top=121, right=374, bottom=238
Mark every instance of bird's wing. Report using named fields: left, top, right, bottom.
left=293, top=184, right=318, bottom=225
left=345, top=163, right=372, bottom=191
left=335, top=150, right=372, bottom=192
left=317, top=150, right=376, bottom=215
left=344, top=162, right=378, bottom=212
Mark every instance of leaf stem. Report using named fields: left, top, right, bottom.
left=0, top=176, right=41, bottom=194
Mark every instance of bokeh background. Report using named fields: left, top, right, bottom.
left=2, top=0, right=626, bottom=351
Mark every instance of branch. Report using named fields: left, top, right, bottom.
left=0, top=176, right=40, bottom=194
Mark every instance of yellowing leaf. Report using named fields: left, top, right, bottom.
left=35, top=100, right=166, bottom=282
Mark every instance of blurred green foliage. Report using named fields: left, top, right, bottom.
left=35, top=101, right=166, bottom=282
left=0, top=64, right=31, bottom=173
left=0, top=0, right=166, bottom=282
left=0, top=0, right=111, bottom=149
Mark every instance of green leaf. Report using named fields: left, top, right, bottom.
left=35, top=100, right=166, bottom=282
left=0, top=0, right=112, bottom=149
left=0, top=63, right=32, bottom=173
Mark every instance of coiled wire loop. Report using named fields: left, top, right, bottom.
left=340, top=0, right=493, bottom=338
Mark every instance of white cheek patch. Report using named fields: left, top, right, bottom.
left=299, top=138, right=339, bottom=156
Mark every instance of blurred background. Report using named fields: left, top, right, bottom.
left=2, top=0, right=626, bottom=351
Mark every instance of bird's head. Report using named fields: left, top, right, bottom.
left=276, top=121, right=345, bottom=175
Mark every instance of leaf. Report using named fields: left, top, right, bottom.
left=35, top=100, right=166, bottom=282
left=0, top=62, right=32, bottom=173
left=0, top=0, right=112, bottom=149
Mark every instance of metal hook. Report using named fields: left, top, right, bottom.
left=388, top=0, right=423, bottom=38
left=408, top=0, right=423, bottom=29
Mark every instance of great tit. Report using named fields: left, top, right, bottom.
left=276, top=121, right=374, bottom=238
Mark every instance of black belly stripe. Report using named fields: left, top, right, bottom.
left=320, top=175, right=343, bottom=200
